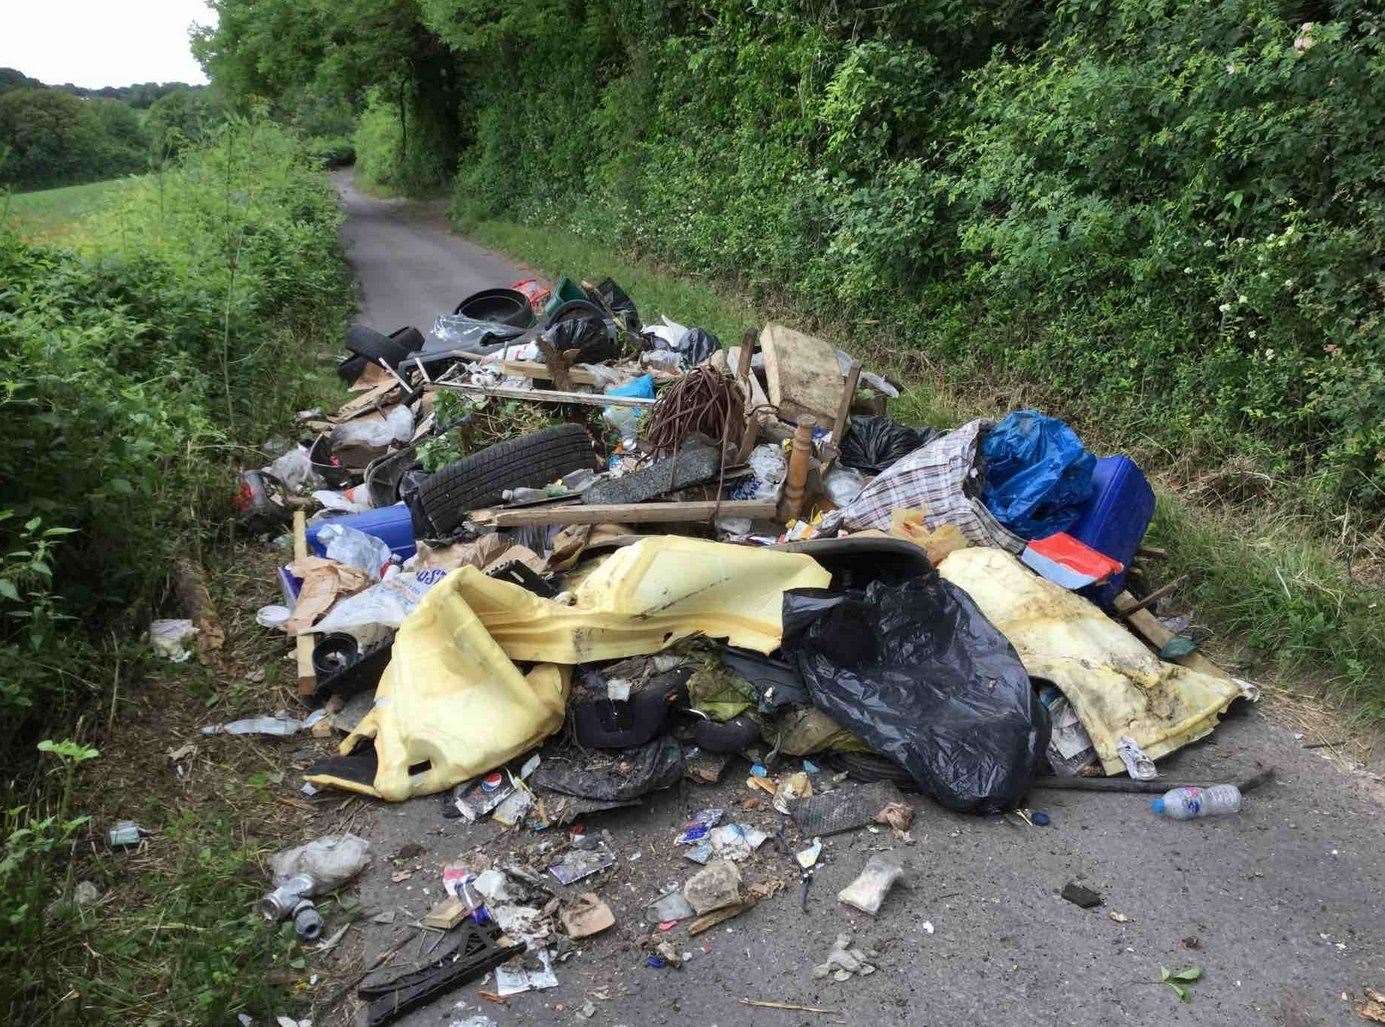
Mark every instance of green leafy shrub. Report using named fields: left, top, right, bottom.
left=353, top=88, right=451, bottom=194
left=0, top=117, right=348, bottom=750
left=423, top=0, right=1385, bottom=521
left=0, top=87, right=149, bottom=189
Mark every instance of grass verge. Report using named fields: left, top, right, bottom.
left=1, top=176, right=144, bottom=244
left=6, top=541, right=366, bottom=1025
left=470, top=218, right=1385, bottom=718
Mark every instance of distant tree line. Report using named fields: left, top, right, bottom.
left=0, top=67, right=206, bottom=109
left=0, top=68, right=216, bottom=190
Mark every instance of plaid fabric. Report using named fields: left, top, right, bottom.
left=821, top=419, right=1025, bottom=553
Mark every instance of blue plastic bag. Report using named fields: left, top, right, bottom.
left=602, top=374, right=656, bottom=442
left=981, top=411, right=1096, bottom=539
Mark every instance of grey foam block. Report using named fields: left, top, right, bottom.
left=583, top=441, right=721, bottom=505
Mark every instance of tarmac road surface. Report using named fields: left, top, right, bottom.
left=331, top=171, right=1385, bottom=1027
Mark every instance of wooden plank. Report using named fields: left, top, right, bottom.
left=1113, top=589, right=1233, bottom=680
left=759, top=324, right=846, bottom=425
left=331, top=380, right=402, bottom=423
left=535, top=335, right=577, bottom=391
left=726, top=346, right=792, bottom=438
left=434, top=382, right=654, bottom=408
left=819, top=359, right=860, bottom=474
left=1116, top=575, right=1187, bottom=619
left=498, top=359, right=603, bottom=386
left=473, top=499, right=779, bottom=528
left=292, top=511, right=317, bottom=699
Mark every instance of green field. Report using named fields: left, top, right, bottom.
left=2, top=176, right=141, bottom=243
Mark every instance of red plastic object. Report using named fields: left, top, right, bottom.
left=1021, top=532, right=1124, bottom=590
left=510, top=277, right=552, bottom=314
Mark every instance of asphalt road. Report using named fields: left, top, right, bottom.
left=330, top=172, right=1385, bottom=1027
left=335, top=171, right=523, bottom=335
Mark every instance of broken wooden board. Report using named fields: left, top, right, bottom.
left=292, top=511, right=317, bottom=699
left=498, top=359, right=601, bottom=386
left=331, top=380, right=402, bottom=423
left=1114, top=590, right=1232, bottom=681
left=435, top=382, right=655, bottom=408
left=472, top=499, right=778, bottom=528
left=720, top=346, right=786, bottom=426
left=759, top=324, right=846, bottom=425
left=819, top=359, right=861, bottom=473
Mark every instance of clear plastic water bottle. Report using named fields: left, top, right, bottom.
left=1150, top=784, right=1242, bottom=820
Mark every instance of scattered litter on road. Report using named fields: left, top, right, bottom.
left=222, top=271, right=1272, bottom=1022
left=548, top=845, right=616, bottom=885
left=648, top=890, right=695, bottom=922
left=1151, top=784, right=1243, bottom=820
left=811, top=933, right=877, bottom=981
left=683, top=859, right=742, bottom=914
left=740, top=998, right=838, bottom=1014
left=837, top=855, right=904, bottom=915
left=493, top=953, right=558, bottom=996
left=559, top=892, right=614, bottom=938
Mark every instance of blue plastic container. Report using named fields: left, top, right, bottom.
left=1068, top=455, right=1155, bottom=609
left=306, top=503, right=417, bottom=561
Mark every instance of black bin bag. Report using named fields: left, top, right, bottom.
left=781, top=574, right=1049, bottom=814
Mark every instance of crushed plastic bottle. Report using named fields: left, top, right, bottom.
left=1150, top=784, right=1242, bottom=820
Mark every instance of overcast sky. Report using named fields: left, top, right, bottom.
left=0, top=1, right=217, bottom=88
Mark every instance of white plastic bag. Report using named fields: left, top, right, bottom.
left=255, top=604, right=291, bottom=629
left=312, top=567, right=447, bottom=632
left=149, top=619, right=197, bottom=662
left=824, top=465, right=867, bottom=506
left=317, top=523, right=394, bottom=580
left=330, top=405, right=414, bottom=449
left=262, top=445, right=320, bottom=492
left=269, top=833, right=371, bottom=891
left=313, top=487, right=373, bottom=514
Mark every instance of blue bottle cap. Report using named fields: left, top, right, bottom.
left=1032, top=811, right=1051, bottom=826
left=1150, top=797, right=1165, bottom=814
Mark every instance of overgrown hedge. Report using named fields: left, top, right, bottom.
left=0, top=118, right=349, bottom=754
left=432, top=0, right=1384, bottom=521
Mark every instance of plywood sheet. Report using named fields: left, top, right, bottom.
left=759, top=324, right=844, bottom=425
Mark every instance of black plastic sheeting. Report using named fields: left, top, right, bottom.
left=641, top=325, right=719, bottom=368
left=839, top=415, right=941, bottom=475
left=679, top=328, right=719, bottom=366
left=540, top=310, right=623, bottom=364
left=717, top=645, right=807, bottom=713
left=782, top=575, right=1049, bottom=814
left=531, top=736, right=684, bottom=801
left=596, top=277, right=640, bottom=330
